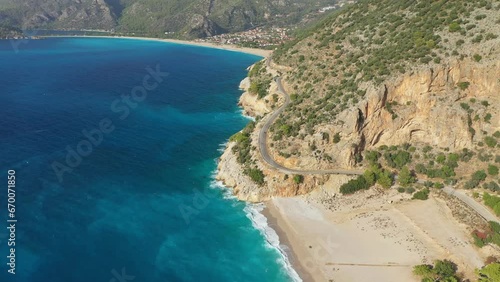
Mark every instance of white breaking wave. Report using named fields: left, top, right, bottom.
left=243, top=203, right=302, bottom=282
left=212, top=143, right=302, bottom=281
left=237, top=108, right=255, bottom=121
left=209, top=179, right=238, bottom=201
left=217, top=141, right=228, bottom=153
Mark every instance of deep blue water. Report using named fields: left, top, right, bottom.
left=0, top=38, right=295, bottom=282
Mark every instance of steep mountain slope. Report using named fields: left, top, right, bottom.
left=0, top=0, right=117, bottom=30
left=219, top=0, right=500, bottom=201
left=0, top=24, right=22, bottom=38
left=0, top=0, right=339, bottom=37
left=270, top=0, right=499, bottom=168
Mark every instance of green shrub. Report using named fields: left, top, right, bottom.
left=472, top=170, right=487, bottom=182
left=436, top=154, right=446, bottom=164
left=483, top=193, right=500, bottom=216
left=413, top=264, right=433, bottom=278
left=398, top=166, right=415, bottom=186
left=485, top=136, right=497, bottom=148
left=248, top=61, right=263, bottom=77
left=413, top=260, right=458, bottom=281
left=434, top=182, right=444, bottom=189
left=490, top=221, right=500, bottom=233
left=384, top=150, right=411, bottom=169
left=424, top=181, right=434, bottom=188
left=473, top=232, right=485, bottom=247
left=476, top=263, right=500, bottom=281
left=340, top=175, right=370, bottom=194
left=247, top=168, right=265, bottom=185
left=472, top=34, right=483, bottom=43
left=363, top=169, right=377, bottom=186
left=293, top=174, right=304, bottom=184
left=484, top=113, right=492, bottom=123
left=413, top=188, right=430, bottom=200
left=484, top=181, right=500, bottom=192
left=449, top=22, right=461, bottom=32
left=458, top=82, right=470, bottom=90
left=464, top=179, right=480, bottom=189
left=415, top=163, right=427, bottom=174
left=377, top=170, right=393, bottom=189
left=230, top=132, right=249, bottom=143
left=365, top=150, right=380, bottom=163
left=473, top=54, right=482, bottom=62
left=488, top=165, right=499, bottom=176
left=333, top=132, right=341, bottom=143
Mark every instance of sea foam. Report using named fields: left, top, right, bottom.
left=243, top=203, right=302, bottom=282
left=211, top=159, right=302, bottom=282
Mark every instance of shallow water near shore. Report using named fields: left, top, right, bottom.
left=0, top=38, right=297, bottom=282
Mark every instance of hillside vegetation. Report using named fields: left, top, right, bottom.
left=0, top=24, right=21, bottom=38
left=244, top=0, right=500, bottom=200
left=0, top=0, right=339, bottom=38
left=274, top=0, right=498, bottom=126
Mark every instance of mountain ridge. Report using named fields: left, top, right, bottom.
left=0, top=0, right=339, bottom=38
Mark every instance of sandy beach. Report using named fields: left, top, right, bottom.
left=264, top=181, right=489, bottom=282
left=40, top=35, right=272, bottom=57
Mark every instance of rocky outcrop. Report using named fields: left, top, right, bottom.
left=359, top=59, right=499, bottom=149
left=237, top=77, right=272, bottom=117
left=217, top=73, right=329, bottom=202
left=314, top=59, right=500, bottom=168
left=187, top=15, right=227, bottom=38
left=216, top=139, right=329, bottom=202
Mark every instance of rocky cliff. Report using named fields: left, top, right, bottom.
left=327, top=59, right=500, bottom=167
left=217, top=71, right=334, bottom=202
left=266, top=0, right=500, bottom=173
left=218, top=55, right=499, bottom=202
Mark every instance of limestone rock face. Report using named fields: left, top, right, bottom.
left=238, top=77, right=272, bottom=117
left=326, top=59, right=500, bottom=167
left=216, top=142, right=263, bottom=202
left=216, top=138, right=325, bottom=202
left=361, top=59, right=499, bottom=149
left=187, top=14, right=227, bottom=38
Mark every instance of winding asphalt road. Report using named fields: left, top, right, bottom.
left=257, top=77, right=364, bottom=176
left=258, top=58, right=499, bottom=223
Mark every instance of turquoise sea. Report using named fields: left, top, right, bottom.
left=0, top=38, right=298, bottom=282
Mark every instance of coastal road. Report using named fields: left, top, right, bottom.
left=257, top=76, right=364, bottom=176
left=259, top=58, right=499, bottom=224
left=443, top=186, right=499, bottom=223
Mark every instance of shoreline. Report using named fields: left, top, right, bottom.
left=40, top=35, right=272, bottom=57
left=262, top=190, right=489, bottom=282
left=263, top=202, right=316, bottom=282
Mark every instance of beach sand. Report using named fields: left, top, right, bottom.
left=265, top=186, right=486, bottom=282
left=41, top=35, right=272, bottom=57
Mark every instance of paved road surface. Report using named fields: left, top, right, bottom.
left=257, top=77, right=364, bottom=176
left=443, top=186, right=499, bottom=223
left=257, top=58, right=498, bottom=223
